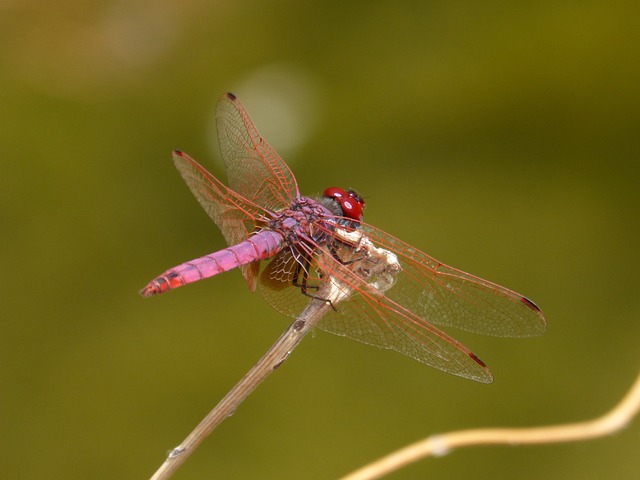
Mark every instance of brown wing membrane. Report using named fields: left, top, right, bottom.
left=257, top=220, right=494, bottom=382
left=352, top=223, right=546, bottom=338
left=257, top=217, right=545, bottom=382
left=216, top=93, right=300, bottom=213
left=172, top=150, right=272, bottom=291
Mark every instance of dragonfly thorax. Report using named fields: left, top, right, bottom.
left=267, top=196, right=335, bottom=245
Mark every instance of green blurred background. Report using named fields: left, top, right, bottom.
left=2, top=1, right=639, bottom=479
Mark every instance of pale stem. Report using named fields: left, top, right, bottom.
left=149, top=231, right=398, bottom=479
left=149, top=292, right=337, bottom=480
left=340, top=368, right=640, bottom=480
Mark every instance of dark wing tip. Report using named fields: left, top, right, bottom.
left=468, top=352, right=494, bottom=383
left=521, top=296, right=542, bottom=313
left=520, top=296, right=547, bottom=335
left=469, top=352, right=487, bottom=368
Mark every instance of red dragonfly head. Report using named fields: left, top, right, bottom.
left=323, top=187, right=366, bottom=222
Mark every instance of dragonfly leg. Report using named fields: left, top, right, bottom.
left=291, top=255, right=338, bottom=312
left=327, top=237, right=368, bottom=266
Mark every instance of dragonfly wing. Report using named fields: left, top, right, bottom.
left=353, top=223, right=547, bottom=338
left=317, top=288, right=494, bottom=382
left=310, top=235, right=494, bottom=382
left=256, top=224, right=493, bottom=382
left=255, top=213, right=544, bottom=381
left=172, top=150, right=270, bottom=290
left=258, top=248, right=312, bottom=317
left=216, top=93, right=300, bottom=213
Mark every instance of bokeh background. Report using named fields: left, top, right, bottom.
left=2, top=1, right=639, bottom=479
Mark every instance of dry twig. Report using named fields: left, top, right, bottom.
left=340, top=369, right=640, bottom=480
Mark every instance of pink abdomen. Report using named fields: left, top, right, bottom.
left=140, top=230, right=283, bottom=296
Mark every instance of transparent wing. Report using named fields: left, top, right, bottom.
left=257, top=218, right=545, bottom=382
left=258, top=225, right=480, bottom=382
left=352, top=223, right=546, bottom=338
left=172, top=150, right=272, bottom=290
left=216, top=93, right=299, bottom=213
left=316, top=284, right=494, bottom=383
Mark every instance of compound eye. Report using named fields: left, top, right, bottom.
left=323, top=186, right=347, bottom=200
left=347, top=190, right=365, bottom=208
left=323, top=187, right=364, bottom=221
left=344, top=189, right=365, bottom=221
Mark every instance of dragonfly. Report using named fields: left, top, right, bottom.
left=144, top=93, right=546, bottom=478
left=142, top=92, right=546, bottom=384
